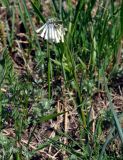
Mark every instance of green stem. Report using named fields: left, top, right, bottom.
left=47, top=42, right=51, bottom=99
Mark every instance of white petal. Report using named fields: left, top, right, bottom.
left=44, top=29, right=48, bottom=40
left=61, top=34, right=64, bottom=42
left=40, top=25, right=47, bottom=38
left=36, top=24, right=46, bottom=33
left=54, top=30, right=60, bottom=43
left=51, top=25, right=55, bottom=41
left=57, top=28, right=64, bottom=42
left=57, top=28, right=62, bottom=38
left=49, top=24, right=53, bottom=41
left=48, top=24, right=52, bottom=40
left=60, top=27, right=65, bottom=42
left=56, top=30, right=61, bottom=42
left=52, top=30, right=57, bottom=43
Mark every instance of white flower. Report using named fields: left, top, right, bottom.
left=36, top=18, right=66, bottom=43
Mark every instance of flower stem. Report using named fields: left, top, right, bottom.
left=47, top=42, right=51, bottom=99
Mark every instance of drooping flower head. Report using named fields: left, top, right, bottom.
left=36, top=18, right=66, bottom=43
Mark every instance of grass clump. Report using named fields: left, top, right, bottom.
left=0, top=0, right=123, bottom=159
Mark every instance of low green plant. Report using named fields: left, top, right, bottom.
left=0, top=0, right=123, bottom=159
